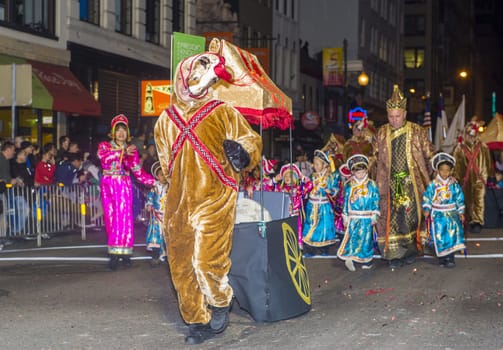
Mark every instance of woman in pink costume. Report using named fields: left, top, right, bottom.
left=98, top=114, right=155, bottom=270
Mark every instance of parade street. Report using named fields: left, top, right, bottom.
left=1, top=228, right=503, bottom=350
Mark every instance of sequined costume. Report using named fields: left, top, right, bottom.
left=302, top=168, right=340, bottom=247
left=337, top=176, right=380, bottom=263
left=145, top=182, right=168, bottom=259
left=422, top=175, right=466, bottom=257
left=374, top=121, right=434, bottom=260
left=274, top=164, right=313, bottom=247
left=452, top=132, right=493, bottom=226
left=98, top=140, right=155, bottom=256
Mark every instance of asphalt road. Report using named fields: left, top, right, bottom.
left=1, top=228, right=503, bottom=350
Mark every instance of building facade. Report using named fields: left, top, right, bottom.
left=0, top=0, right=196, bottom=151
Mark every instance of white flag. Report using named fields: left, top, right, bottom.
left=441, top=95, right=466, bottom=153
left=434, top=109, right=449, bottom=151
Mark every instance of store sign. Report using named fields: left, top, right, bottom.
left=348, top=107, right=367, bottom=123
left=322, top=48, right=344, bottom=86
left=301, top=111, right=321, bottom=130
left=141, top=80, right=171, bottom=117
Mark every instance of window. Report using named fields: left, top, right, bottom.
left=146, top=0, right=160, bottom=44
left=404, top=79, right=425, bottom=95
left=283, top=0, right=287, bottom=15
left=0, top=0, right=55, bottom=35
left=404, top=15, right=425, bottom=35
left=275, top=0, right=279, bottom=10
left=291, top=0, right=294, bottom=19
left=115, top=0, right=132, bottom=35
left=404, top=48, right=425, bottom=68
left=172, top=0, right=184, bottom=32
left=80, top=0, right=100, bottom=25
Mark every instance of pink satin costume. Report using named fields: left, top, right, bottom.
left=98, top=141, right=154, bottom=255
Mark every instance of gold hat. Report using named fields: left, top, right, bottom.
left=386, top=85, right=407, bottom=111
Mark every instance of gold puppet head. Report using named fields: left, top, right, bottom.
left=386, top=85, right=407, bottom=111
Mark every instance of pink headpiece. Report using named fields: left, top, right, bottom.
left=280, top=163, right=302, bottom=181
left=262, top=156, right=277, bottom=175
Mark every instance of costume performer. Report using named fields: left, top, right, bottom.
left=343, top=116, right=376, bottom=178
left=274, top=163, right=312, bottom=248
left=422, top=153, right=466, bottom=268
left=373, top=85, right=434, bottom=269
left=452, top=120, right=493, bottom=233
left=97, top=115, right=155, bottom=270
left=322, top=133, right=345, bottom=170
left=302, top=150, right=340, bottom=256
left=154, top=52, right=262, bottom=345
left=337, top=155, right=380, bottom=271
left=145, top=161, right=168, bottom=267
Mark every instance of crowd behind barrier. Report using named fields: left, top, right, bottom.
left=0, top=182, right=150, bottom=247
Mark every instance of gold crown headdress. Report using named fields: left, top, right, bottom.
left=386, top=85, right=407, bottom=111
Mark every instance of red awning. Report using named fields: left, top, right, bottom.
left=28, top=60, right=101, bottom=116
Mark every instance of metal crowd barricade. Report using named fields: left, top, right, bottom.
left=0, top=182, right=150, bottom=247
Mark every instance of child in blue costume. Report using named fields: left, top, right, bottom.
left=302, top=149, right=339, bottom=256
left=145, top=162, right=168, bottom=267
left=337, top=154, right=380, bottom=271
left=422, top=152, right=466, bottom=268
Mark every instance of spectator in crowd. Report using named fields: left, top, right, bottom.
left=11, top=147, right=34, bottom=187
left=13, top=136, right=24, bottom=149
left=56, top=136, right=70, bottom=163
left=0, top=141, right=18, bottom=186
left=130, top=130, right=147, bottom=152
left=19, top=141, right=36, bottom=175
left=34, top=143, right=57, bottom=186
left=55, top=151, right=84, bottom=187
left=142, top=143, right=158, bottom=174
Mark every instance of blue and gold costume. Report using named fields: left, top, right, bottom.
left=338, top=176, right=380, bottom=263
left=145, top=182, right=168, bottom=259
left=422, top=175, right=465, bottom=257
left=302, top=151, right=340, bottom=248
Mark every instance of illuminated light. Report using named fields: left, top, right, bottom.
left=409, top=88, right=416, bottom=94
left=459, top=70, right=468, bottom=79
left=358, top=71, right=369, bottom=87
left=478, top=126, right=485, bottom=133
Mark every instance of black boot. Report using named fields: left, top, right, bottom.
left=150, top=248, right=161, bottom=267
left=210, top=303, right=232, bottom=333
left=184, top=323, right=215, bottom=345
left=108, top=255, right=119, bottom=271
left=122, top=255, right=132, bottom=268
left=445, top=253, right=456, bottom=268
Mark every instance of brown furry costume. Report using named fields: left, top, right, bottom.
left=154, top=52, right=262, bottom=327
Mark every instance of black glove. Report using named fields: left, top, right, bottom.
left=223, top=139, right=250, bottom=172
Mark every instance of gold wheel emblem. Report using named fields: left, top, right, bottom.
left=282, top=222, right=311, bottom=305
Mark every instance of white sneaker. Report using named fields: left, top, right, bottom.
left=362, top=263, right=374, bottom=270
left=345, top=259, right=356, bottom=272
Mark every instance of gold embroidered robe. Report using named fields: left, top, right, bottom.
left=373, top=121, right=434, bottom=260
left=452, top=140, right=493, bottom=225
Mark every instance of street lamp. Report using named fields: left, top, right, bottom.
left=358, top=71, right=369, bottom=87
left=459, top=69, right=468, bottom=79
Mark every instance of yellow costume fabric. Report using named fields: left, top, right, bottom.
left=373, top=121, right=434, bottom=259
left=154, top=54, right=262, bottom=325
left=452, top=139, right=493, bottom=225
